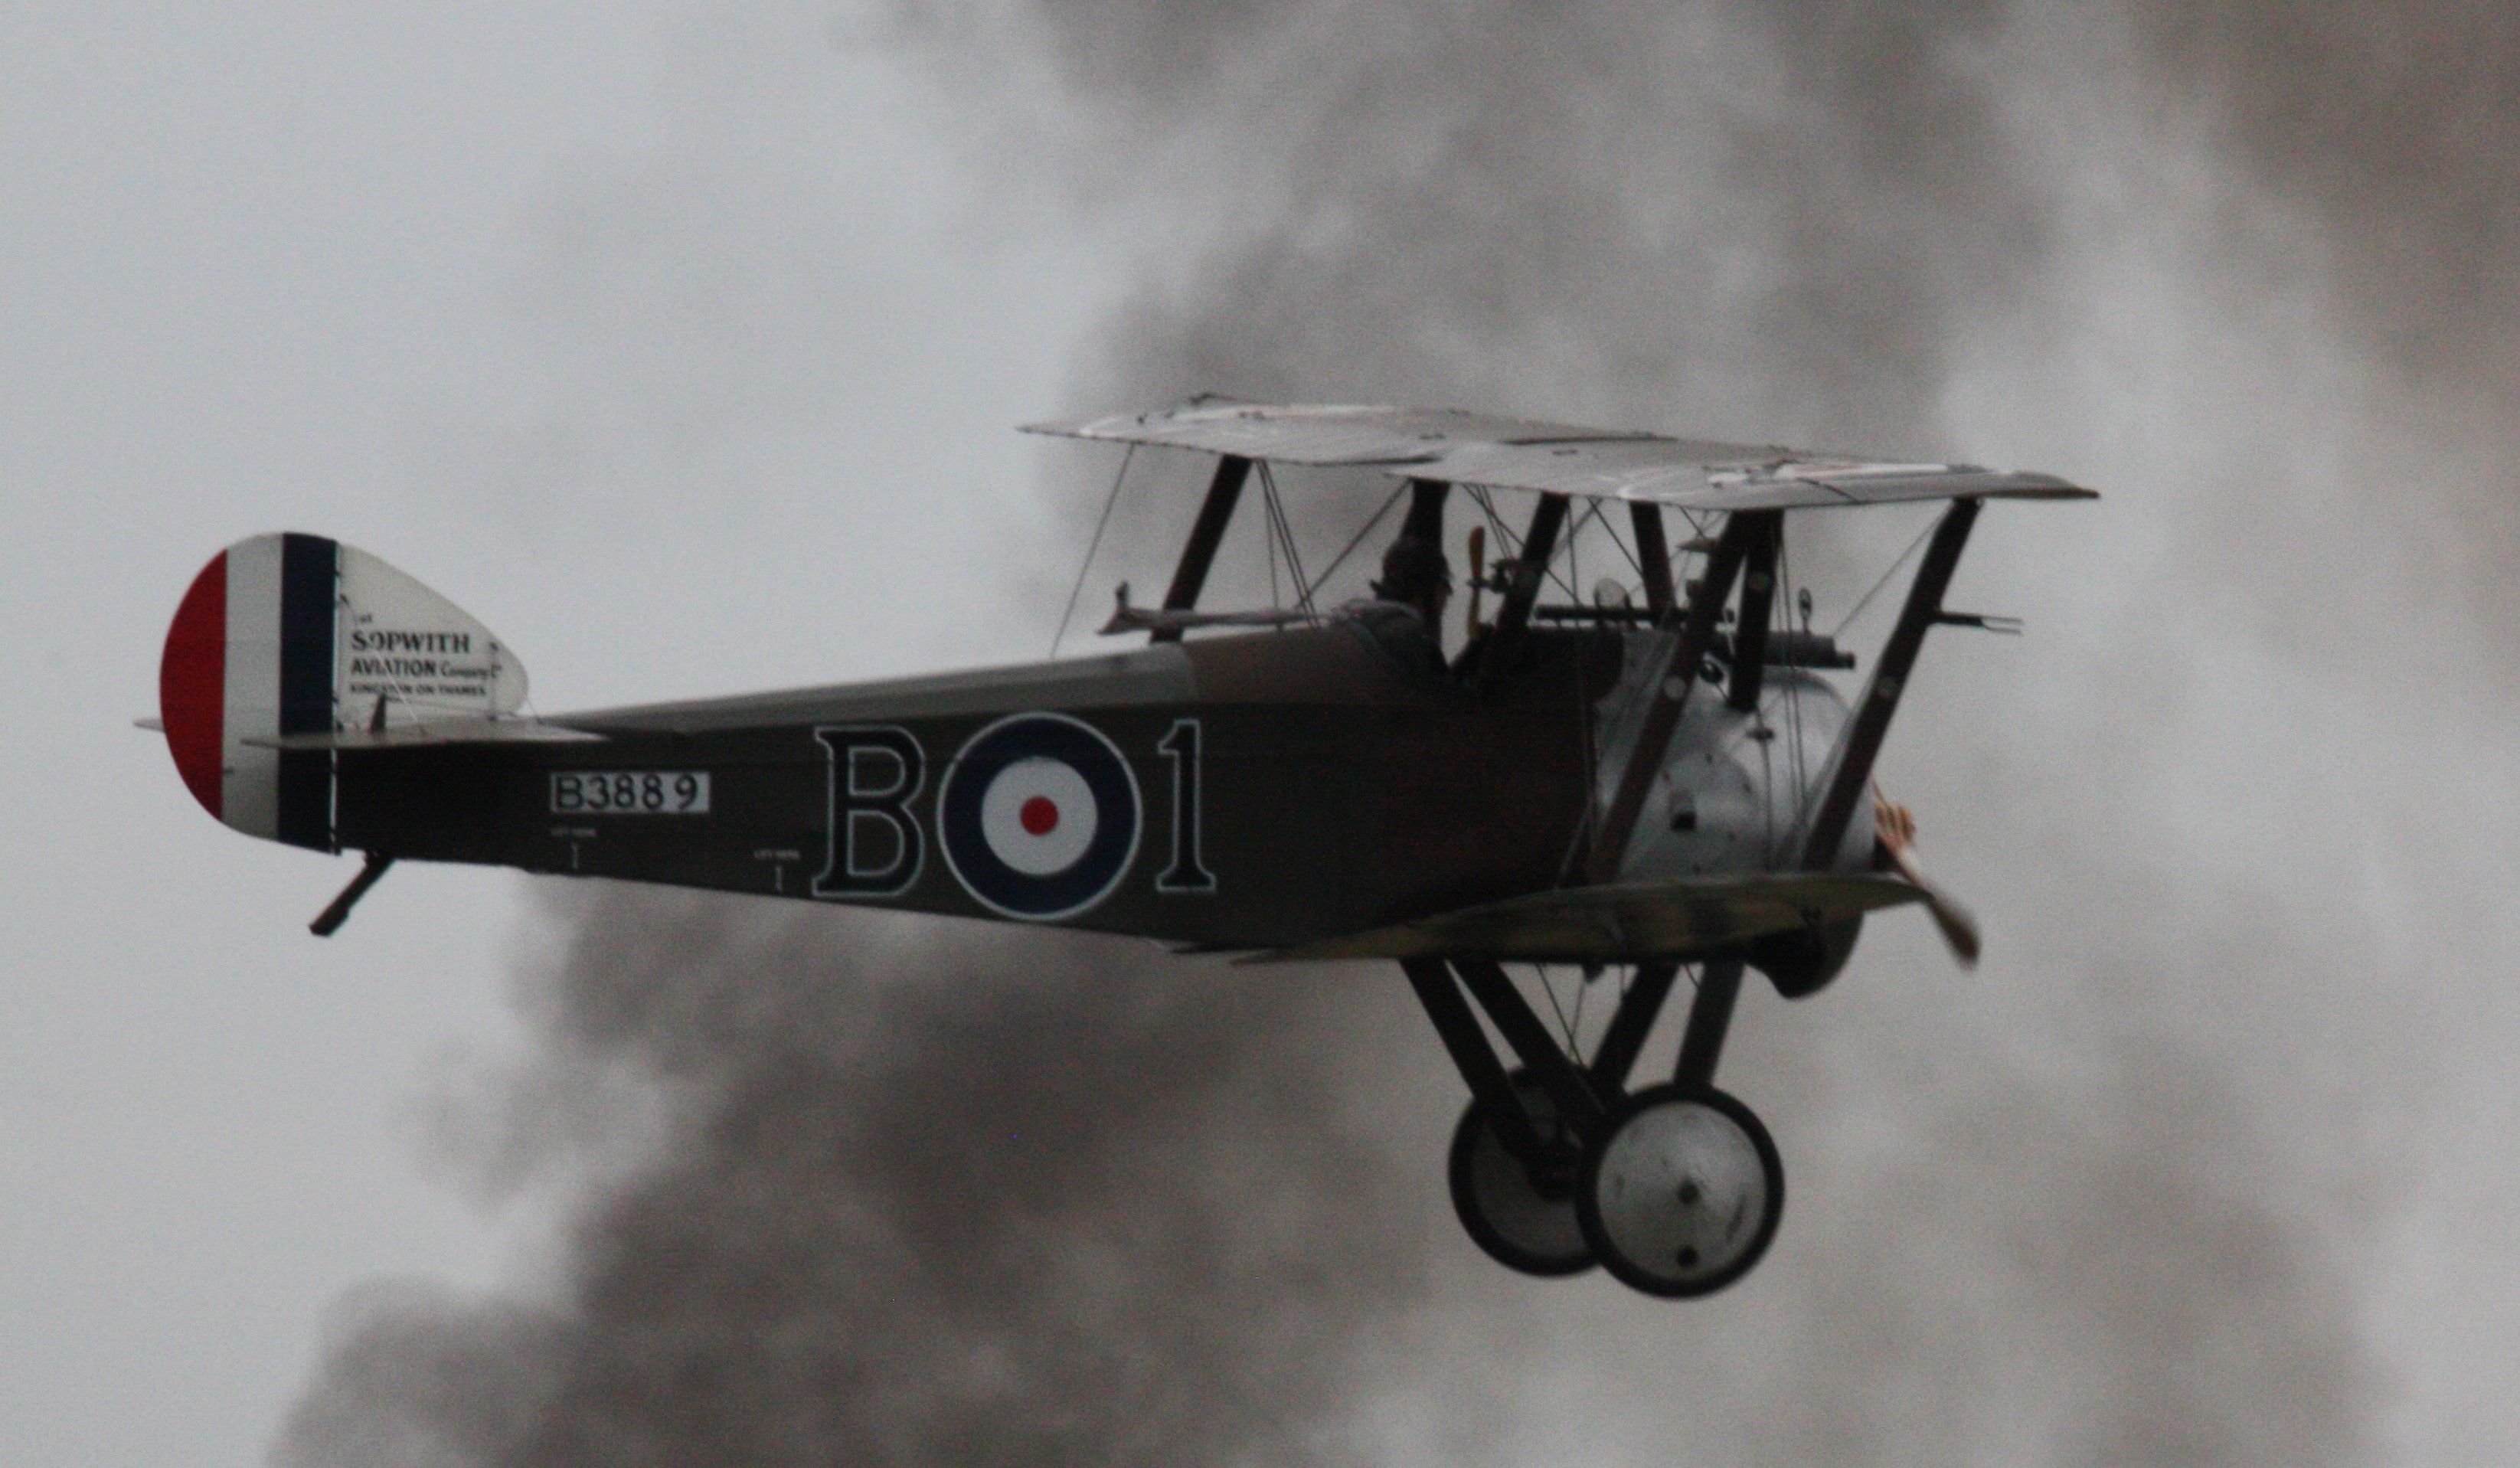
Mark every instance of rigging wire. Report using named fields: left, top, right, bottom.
left=1828, top=512, right=1938, bottom=641
left=1263, top=472, right=1283, bottom=612
left=1548, top=504, right=1678, bottom=889
left=1602, top=508, right=1646, bottom=583
left=1276, top=483, right=1315, bottom=613
left=1299, top=479, right=1409, bottom=605
left=1544, top=498, right=1601, bottom=601
left=1777, top=525, right=1811, bottom=833
left=1050, top=444, right=1136, bottom=659
left=1257, top=462, right=1316, bottom=615
left=1534, top=963, right=1580, bottom=1054
left=1562, top=499, right=1591, bottom=601
left=1757, top=701, right=1776, bottom=858
left=1469, top=486, right=1593, bottom=602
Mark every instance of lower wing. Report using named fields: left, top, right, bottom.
left=1248, top=872, right=1924, bottom=964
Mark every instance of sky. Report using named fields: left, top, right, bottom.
left=8, top=4, right=2520, bottom=1466
left=3, top=8, right=1103, bottom=1463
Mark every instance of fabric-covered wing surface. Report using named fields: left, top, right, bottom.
left=1027, top=400, right=2096, bottom=512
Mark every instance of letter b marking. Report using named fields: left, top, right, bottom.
left=814, top=725, right=925, bottom=897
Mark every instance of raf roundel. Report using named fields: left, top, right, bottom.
left=939, top=713, right=1142, bottom=920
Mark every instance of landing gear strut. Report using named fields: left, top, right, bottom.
left=1407, top=953, right=1786, bottom=1297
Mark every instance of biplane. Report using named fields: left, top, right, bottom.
left=148, top=400, right=2093, bottom=1297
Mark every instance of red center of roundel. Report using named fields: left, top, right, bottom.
left=1019, top=796, right=1060, bottom=836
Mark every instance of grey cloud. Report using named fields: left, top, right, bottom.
left=278, top=4, right=2481, bottom=1463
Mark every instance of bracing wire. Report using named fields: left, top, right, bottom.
left=1257, top=462, right=1316, bottom=615
left=1829, top=513, right=1938, bottom=641
left=1550, top=503, right=1674, bottom=888
left=1469, top=487, right=1541, bottom=585
left=1299, top=479, right=1409, bottom=604
left=1757, top=702, right=1776, bottom=857
left=1264, top=476, right=1283, bottom=613
left=1535, top=963, right=1580, bottom=1054
left=1050, top=444, right=1136, bottom=658
left=1456, top=489, right=1595, bottom=604
left=1564, top=500, right=1590, bottom=602
left=1603, top=508, right=1646, bottom=582
left=1542, top=499, right=1600, bottom=601
left=1776, top=525, right=1810, bottom=830
left=1273, top=480, right=1314, bottom=614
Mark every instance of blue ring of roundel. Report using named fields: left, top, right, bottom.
left=939, top=713, right=1141, bottom=920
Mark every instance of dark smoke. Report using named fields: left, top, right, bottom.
left=919, top=1, right=2043, bottom=450
left=279, top=889, right=1428, bottom=1466
left=2136, top=6, right=2520, bottom=381
left=274, top=2, right=2506, bottom=1463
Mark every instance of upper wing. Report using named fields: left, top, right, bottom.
left=1026, top=400, right=2095, bottom=512
left=1245, top=871, right=1928, bottom=964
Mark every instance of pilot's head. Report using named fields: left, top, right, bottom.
left=1373, top=534, right=1453, bottom=626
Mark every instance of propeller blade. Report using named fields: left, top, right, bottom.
left=1873, top=792, right=1982, bottom=969
left=1896, top=852, right=1982, bottom=968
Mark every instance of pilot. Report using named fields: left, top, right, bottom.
left=1344, top=530, right=1453, bottom=678
left=1374, top=531, right=1453, bottom=629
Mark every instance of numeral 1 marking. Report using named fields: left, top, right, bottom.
left=1156, top=718, right=1215, bottom=894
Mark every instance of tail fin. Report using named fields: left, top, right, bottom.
left=157, top=533, right=527, bottom=848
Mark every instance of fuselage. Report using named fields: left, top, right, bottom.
left=327, top=613, right=1862, bottom=953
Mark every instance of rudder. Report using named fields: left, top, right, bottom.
left=157, top=534, right=527, bottom=848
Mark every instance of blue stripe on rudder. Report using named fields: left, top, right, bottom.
left=276, top=534, right=337, bottom=734
left=276, top=533, right=337, bottom=850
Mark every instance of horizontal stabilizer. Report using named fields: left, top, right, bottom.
left=243, top=718, right=603, bottom=751
left=1249, top=871, right=1927, bottom=965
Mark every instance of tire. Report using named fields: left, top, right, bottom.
left=1446, top=1071, right=1596, bottom=1277
left=1574, top=1083, right=1783, bottom=1298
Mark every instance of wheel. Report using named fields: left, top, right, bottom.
left=1575, top=1084, right=1783, bottom=1298
left=1447, top=1071, right=1596, bottom=1277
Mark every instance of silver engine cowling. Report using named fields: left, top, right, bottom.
left=1600, top=633, right=1871, bottom=996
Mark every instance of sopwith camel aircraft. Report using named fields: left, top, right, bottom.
left=148, top=399, right=2093, bottom=1296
